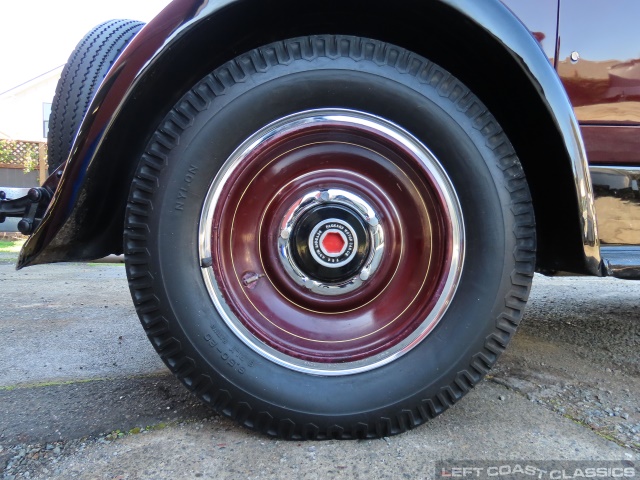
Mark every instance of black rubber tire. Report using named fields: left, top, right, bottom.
left=47, top=19, right=144, bottom=174
left=124, top=35, right=536, bottom=440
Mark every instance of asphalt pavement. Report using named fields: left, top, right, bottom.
left=0, top=252, right=638, bottom=479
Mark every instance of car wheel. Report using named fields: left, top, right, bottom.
left=124, top=35, right=536, bottom=439
left=47, top=19, right=144, bottom=174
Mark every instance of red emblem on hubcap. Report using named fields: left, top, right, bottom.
left=321, top=231, right=346, bottom=255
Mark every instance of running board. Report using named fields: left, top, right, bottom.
left=600, top=246, right=640, bottom=279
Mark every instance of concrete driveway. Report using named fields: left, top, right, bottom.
left=0, top=251, right=638, bottom=479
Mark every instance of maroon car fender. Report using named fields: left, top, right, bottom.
left=17, top=0, right=601, bottom=275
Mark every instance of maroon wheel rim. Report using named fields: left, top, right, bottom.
left=200, top=110, right=464, bottom=374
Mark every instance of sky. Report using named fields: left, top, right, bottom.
left=2, top=0, right=639, bottom=95
left=0, top=0, right=172, bottom=94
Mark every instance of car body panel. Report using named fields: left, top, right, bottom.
left=17, top=0, right=204, bottom=268
left=557, top=0, right=640, bottom=167
left=582, top=125, right=640, bottom=166
left=18, top=0, right=601, bottom=275
left=505, top=0, right=640, bottom=167
left=557, top=0, right=640, bottom=126
left=500, top=0, right=559, bottom=63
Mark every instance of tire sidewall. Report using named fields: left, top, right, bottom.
left=141, top=49, right=516, bottom=420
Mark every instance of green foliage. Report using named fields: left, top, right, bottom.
left=0, top=139, right=43, bottom=173
left=0, top=239, right=25, bottom=253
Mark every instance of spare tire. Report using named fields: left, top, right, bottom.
left=47, top=19, right=144, bottom=174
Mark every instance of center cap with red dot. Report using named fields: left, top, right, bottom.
left=321, top=231, right=347, bottom=256
left=289, top=204, right=371, bottom=284
left=309, top=219, right=358, bottom=267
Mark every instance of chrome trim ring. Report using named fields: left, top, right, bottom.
left=277, top=188, right=384, bottom=296
left=199, top=108, right=465, bottom=376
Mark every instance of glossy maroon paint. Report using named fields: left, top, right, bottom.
left=558, top=0, right=640, bottom=165
left=210, top=121, right=453, bottom=362
left=558, top=0, right=640, bottom=128
left=503, top=0, right=640, bottom=166
left=18, top=0, right=204, bottom=266
left=581, top=125, right=640, bottom=166
left=19, top=0, right=602, bottom=275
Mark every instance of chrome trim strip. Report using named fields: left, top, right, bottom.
left=572, top=128, right=601, bottom=275
left=600, top=246, right=640, bottom=280
left=591, top=166, right=640, bottom=246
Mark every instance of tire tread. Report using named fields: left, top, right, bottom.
left=124, top=34, right=536, bottom=440
left=47, top=19, right=144, bottom=173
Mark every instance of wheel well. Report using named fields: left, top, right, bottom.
left=102, top=0, right=587, bottom=273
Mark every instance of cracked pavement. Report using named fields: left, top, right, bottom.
left=0, top=254, right=638, bottom=479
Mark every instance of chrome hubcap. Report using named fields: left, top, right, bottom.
left=277, top=188, right=384, bottom=296
left=199, top=109, right=465, bottom=375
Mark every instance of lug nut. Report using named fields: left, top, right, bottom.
left=359, top=270, right=370, bottom=281
left=280, top=229, right=290, bottom=240
left=319, top=191, right=330, bottom=202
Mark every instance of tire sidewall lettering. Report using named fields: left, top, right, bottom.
left=133, top=36, right=532, bottom=423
